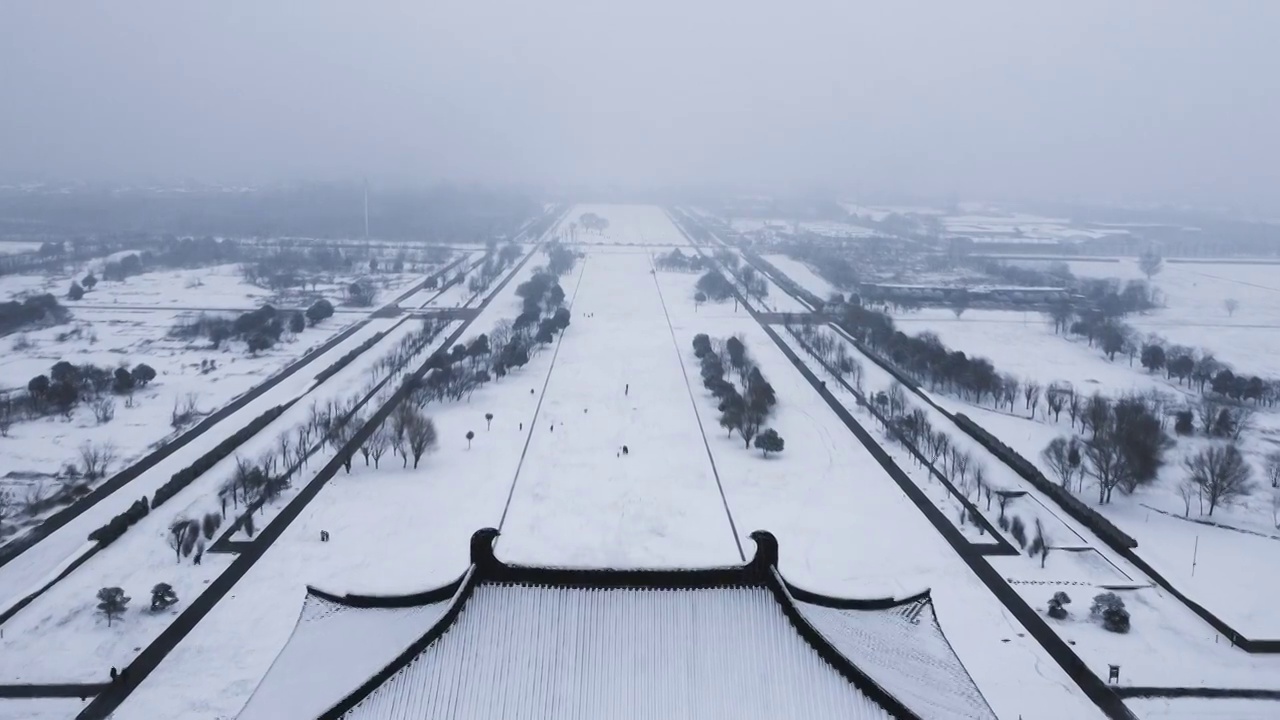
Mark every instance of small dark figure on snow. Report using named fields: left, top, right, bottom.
left=530, top=388, right=535, bottom=395
left=622, top=445, right=629, bottom=456
left=110, top=667, right=118, bottom=682
left=320, top=530, right=330, bottom=542
left=519, top=422, right=523, bottom=431
left=625, top=383, right=629, bottom=396
left=550, top=424, right=554, bottom=432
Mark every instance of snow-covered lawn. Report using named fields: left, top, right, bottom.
left=555, top=204, right=689, bottom=246
left=1009, top=258, right=1280, bottom=377
left=498, top=251, right=742, bottom=568
left=654, top=271, right=1102, bottom=719
left=0, top=318, right=423, bottom=683
left=1127, top=697, right=1280, bottom=719
left=763, top=254, right=840, bottom=298
left=0, top=698, right=86, bottom=720
left=810, top=331, right=1280, bottom=686
left=0, top=311, right=366, bottom=546
left=889, top=308, right=1175, bottom=397
left=108, top=250, right=574, bottom=720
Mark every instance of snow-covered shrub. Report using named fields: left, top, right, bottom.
left=1091, top=592, right=1130, bottom=633
left=1047, top=591, right=1071, bottom=620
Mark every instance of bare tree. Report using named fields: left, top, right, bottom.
left=1177, top=479, right=1199, bottom=518
left=92, top=397, right=116, bottom=424
left=277, top=431, right=293, bottom=473
left=367, top=425, right=390, bottom=469
left=1041, top=437, right=1079, bottom=489
left=406, top=413, right=438, bottom=469
left=0, top=489, right=14, bottom=535
left=294, top=424, right=313, bottom=468
left=391, top=405, right=413, bottom=467
left=1024, top=381, right=1042, bottom=417
left=1184, top=444, right=1254, bottom=516
left=1224, top=298, right=1239, bottom=317
left=1067, top=392, right=1082, bottom=430
left=1267, top=451, right=1280, bottom=489
left=1084, top=434, right=1127, bottom=504
left=78, top=442, right=117, bottom=481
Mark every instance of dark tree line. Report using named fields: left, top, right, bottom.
left=693, top=333, right=783, bottom=455
left=0, top=294, right=68, bottom=335
left=169, top=301, right=331, bottom=354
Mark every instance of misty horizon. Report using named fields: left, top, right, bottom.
left=3, top=1, right=1279, bottom=212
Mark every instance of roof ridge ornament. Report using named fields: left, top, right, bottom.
left=470, top=527, right=501, bottom=571
left=748, top=530, right=779, bottom=572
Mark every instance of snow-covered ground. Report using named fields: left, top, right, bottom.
left=743, top=253, right=1280, bottom=693
left=555, top=204, right=688, bottom=246
left=1127, top=697, right=1280, bottom=719
left=104, top=208, right=1102, bottom=720
left=889, top=308, right=1174, bottom=396
left=1011, top=258, right=1280, bottom=377
left=498, top=251, right=742, bottom=567
left=653, top=271, right=1102, bottom=719
left=108, top=246, right=573, bottom=720
left=762, top=253, right=844, bottom=298
left=0, top=318, right=423, bottom=683
left=0, top=241, right=43, bottom=255
left=0, top=311, right=367, bottom=548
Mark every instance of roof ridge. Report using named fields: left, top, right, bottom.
left=315, top=528, right=928, bottom=719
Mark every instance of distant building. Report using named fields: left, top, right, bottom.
left=239, top=529, right=996, bottom=720
left=859, top=283, right=1071, bottom=306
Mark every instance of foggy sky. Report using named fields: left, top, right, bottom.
left=2, top=1, right=1278, bottom=209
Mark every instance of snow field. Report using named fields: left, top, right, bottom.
left=0, top=317, right=422, bottom=683
left=0, top=318, right=390, bottom=613
left=497, top=251, right=742, bottom=568
left=109, top=250, right=578, bottom=720
left=0, top=308, right=363, bottom=497
left=763, top=254, right=839, bottom=298
left=0, top=698, right=86, bottom=720
left=1127, top=697, right=1280, bottom=719
left=653, top=270, right=1103, bottom=720
left=823, top=325, right=1280, bottom=688
left=555, top=204, right=689, bottom=246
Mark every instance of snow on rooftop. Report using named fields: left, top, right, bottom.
left=343, top=583, right=895, bottom=720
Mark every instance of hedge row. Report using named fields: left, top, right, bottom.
left=86, top=404, right=288, bottom=548
left=151, top=405, right=288, bottom=509
left=312, top=331, right=387, bottom=385
left=86, top=497, right=149, bottom=547
left=951, top=412, right=1138, bottom=549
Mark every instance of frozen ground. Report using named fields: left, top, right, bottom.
left=109, top=244, right=571, bottom=720
left=744, top=253, right=1280, bottom=692
left=0, top=310, right=366, bottom=547
left=498, top=251, right=742, bottom=567
left=1012, top=258, right=1280, bottom=377
left=654, top=271, right=1101, bottom=719
left=107, top=207, right=1103, bottom=720
left=763, top=254, right=839, bottom=297
left=1127, top=697, right=1280, bottom=719
left=0, top=318, right=418, bottom=684
left=555, top=204, right=688, bottom=246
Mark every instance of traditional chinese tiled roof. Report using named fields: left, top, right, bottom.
left=238, top=529, right=995, bottom=720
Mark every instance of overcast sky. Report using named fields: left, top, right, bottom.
left=2, top=1, right=1278, bottom=209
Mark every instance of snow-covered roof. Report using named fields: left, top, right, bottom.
left=238, top=529, right=995, bottom=720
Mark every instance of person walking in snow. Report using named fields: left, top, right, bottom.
left=625, top=383, right=629, bottom=396
left=622, top=445, right=629, bottom=456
